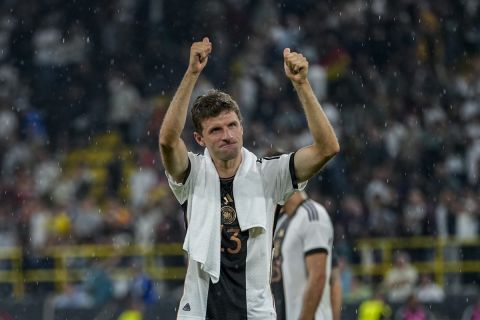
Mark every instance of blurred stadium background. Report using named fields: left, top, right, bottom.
left=0, top=0, right=479, bottom=319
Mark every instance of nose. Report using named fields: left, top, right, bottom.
left=222, top=128, right=233, bottom=140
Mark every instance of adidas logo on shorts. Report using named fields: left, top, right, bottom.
left=182, top=303, right=191, bottom=311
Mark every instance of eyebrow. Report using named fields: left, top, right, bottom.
left=208, top=126, right=221, bottom=133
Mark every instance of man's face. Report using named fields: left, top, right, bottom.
left=194, top=110, right=243, bottom=162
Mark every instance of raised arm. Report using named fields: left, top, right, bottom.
left=159, top=37, right=212, bottom=183
left=283, top=48, right=340, bottom=183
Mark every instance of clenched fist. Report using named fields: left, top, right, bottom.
left=283, top=48, right=308, bottom=84
left=189, top=37, right=212, bottom=74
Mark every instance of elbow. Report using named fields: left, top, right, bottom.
left=158, top=136, right=170, bottom=150
left=159, top=135, right=170, bottom=149
left=159, top=129, right=177, bottom=149
left=330, top=142, right=340, bottom=157
left=324, top=141, right=340, bottom=159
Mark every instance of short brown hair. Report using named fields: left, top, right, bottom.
left=191, top=89, right=242, bottom=133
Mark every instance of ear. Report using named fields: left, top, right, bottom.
left=194, top=132, right=205, bottom=147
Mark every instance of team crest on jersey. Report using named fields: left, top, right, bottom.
left=221, top=205, right=236, bottom=224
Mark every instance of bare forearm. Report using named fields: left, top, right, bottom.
left=159, top=69, right=199, bottom=182
left=331, top=270, right=343, bottom=320
left=292, top=80, right=339, bottom=155
left=159, top=69, right=199, bottom=146
left=159, top=37, right=211, bottom=182
left=283, top=48, right=340, bottom=181
left=300, top=276, right=326, bottom=320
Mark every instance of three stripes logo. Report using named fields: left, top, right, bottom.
left=303, top=201, right=319, bottom=221
left=182, top=303, right=191, bottom=311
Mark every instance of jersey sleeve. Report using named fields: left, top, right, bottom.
left=301, top=205, right=333, bottom=256
left=260, top=152, right=307, bottom=204
left=166, top=152, right=199, bottom=204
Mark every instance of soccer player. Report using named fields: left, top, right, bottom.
left=271, top=191, right=335, bottom=320
left=159, top=37, right=339, bottom=320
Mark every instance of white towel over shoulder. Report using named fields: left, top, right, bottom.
left=182, top=147, right=267, bottom=283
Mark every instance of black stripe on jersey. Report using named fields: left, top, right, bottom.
left=182, top=159, right=192, bottom=184
left=289, top=152, right=299, bottom=189
left=302, top=200, right=319, bottom=221
left=305, top=248, right=328, bottom=256
left=257, top=155, right=281, bottom=163
left=180, top=160, right=192, bottom=229
left=272, top=204, right=283, bottom=242
left=181, top=201, right=188, bottom=229
left=263, top=155, right=281, bottom=160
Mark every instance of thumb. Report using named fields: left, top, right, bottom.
left=203, top=37, right=210, bottom=44
left=283, top=48, right=291, bottom=58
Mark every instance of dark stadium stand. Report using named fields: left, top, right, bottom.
left=0, top=0, right=479, bottom=319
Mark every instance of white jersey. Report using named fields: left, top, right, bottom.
left=167, top=150, right=306, bottom=320
left=272, top=200, right=334, bottom=320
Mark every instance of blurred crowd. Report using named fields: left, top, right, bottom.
left=0, top=0, right=479, bottom=301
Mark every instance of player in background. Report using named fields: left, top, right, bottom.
left=271, top=190, right=335, bottom=320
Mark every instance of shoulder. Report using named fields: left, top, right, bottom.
left=256, top=152, right=293, bottom=172
left=187, top=151, right=207, bottom=168
left=188, top=151, right=204, bottom=160
left=298, top=200, right=329, bottom=223
left=256, top=153, right=290, bottom=163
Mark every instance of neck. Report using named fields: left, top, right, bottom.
left=213, top=154, right=242, bottom=179
left=284, top=192, right=307, bottom=216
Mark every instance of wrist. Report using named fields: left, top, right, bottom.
left=292, top=78, right=310, bottom=90
left=292, top=78, right=309, bottom=87
left=186, top=67, right=202, bottom=77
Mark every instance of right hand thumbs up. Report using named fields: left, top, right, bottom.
left=189, top=37, right=212, bottom=74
